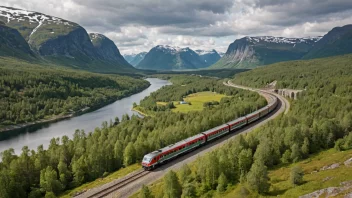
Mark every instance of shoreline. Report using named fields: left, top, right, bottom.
left=131, top=107, right=150, bottom=117
left=0, top=83, right=151, bottom=134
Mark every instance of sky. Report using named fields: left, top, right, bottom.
left=2, top=0, right=352, bottom=55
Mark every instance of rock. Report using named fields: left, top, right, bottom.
left=320, top=163, right=340, bottom=171
left=344, top=158, right=352, bottom=167
left=340, top=180, right=352, bottom=187
left=323, top=177, right=333, bottom=182
left=311, top=170, right=318, bottom=174
left=345, top=193, right=352, bottom=198
left=299, top=187, right=341, bottom=198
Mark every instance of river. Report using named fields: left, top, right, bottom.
left=0, top=78, right=171, bottom=154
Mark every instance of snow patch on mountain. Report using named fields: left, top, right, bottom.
left=0, top=6, right=75, bottom=26
left=155, top=45, right=193, bottom=54
left=245, top=36, right=322, bottom=44
left=195, top=49, right=216, bottom=56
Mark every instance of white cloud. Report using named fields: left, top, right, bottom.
left=2, top=0, right=352, bottom=54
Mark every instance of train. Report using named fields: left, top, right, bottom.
left=141, top=92, right=278, bottom=170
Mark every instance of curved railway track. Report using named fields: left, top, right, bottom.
left=84, top=170, right=150, bottom=198
left=76, top=81, right=289, bottom=198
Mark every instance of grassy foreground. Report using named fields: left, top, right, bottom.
left=132, top=148, right=352, bottom=198
left=59, top=164, right=141, bottom=198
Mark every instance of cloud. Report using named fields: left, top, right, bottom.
left=2, top=0, right=352, bottom=54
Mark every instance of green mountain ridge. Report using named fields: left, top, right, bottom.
left=0, top=23, right=36, bottom=60
left=303, top=24, right=352, bottom=59
left=211, top=36, right=321, bottom=69
left=212, top=24, right=352, bottom=69
left=0, top=6, right=134, bottom=73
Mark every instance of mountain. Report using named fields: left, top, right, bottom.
left=124, top=54, right=137, bottom=63
left=124, top=52, right=147, bottom=66
left=89, top=33, right=130, bottom=66
left=0, top=6, right=134, bottom=73
left=195, top=49, right=221, bottom=68
left=0, top=22, right=36, bottom=59
left=137, top=45, right=205, bottom=70
left=218, top=52, right=225, bottom=57
left=303, top=24, right=352, bottom=59
left=211, top=36, right=322, bottom=69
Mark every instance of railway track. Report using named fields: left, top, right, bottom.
left=85, top=170, right=150, bottom=198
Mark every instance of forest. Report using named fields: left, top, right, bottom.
left=0, top=75, right=267, bottom=198
left=137, top=54, right=352, bottom=198
left=0, top=57, right=150, bottom=128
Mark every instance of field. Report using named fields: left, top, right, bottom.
left=171, top=91, right=227, bottom=113
left=59, top=164, right=141, bottom=198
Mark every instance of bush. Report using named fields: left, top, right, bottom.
left=290, top=166, right=304, bottom=186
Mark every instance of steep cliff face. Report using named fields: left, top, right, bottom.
left=303, top=24, right=352, bottom=59
left=89, top=33, right=131, bottom=66
left=211, top=36, right=321, bottom=69
left=0, top=23, right=35, bottom=59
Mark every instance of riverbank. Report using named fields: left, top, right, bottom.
left=131, top=107, right=150, bottom=117
left=0, top=83, right=151, bottom=134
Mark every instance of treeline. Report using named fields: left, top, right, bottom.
left=138, top=54, right=352, bottom=197
left=0, top=58, right=150, bottom=127
left=0, top=75, right=266, bottom=198
left=139, top=75, right=242, bottom=111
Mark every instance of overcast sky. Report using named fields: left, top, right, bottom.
left=2, top=0, right=352, bottom=54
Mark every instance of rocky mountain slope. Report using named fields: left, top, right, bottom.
left=0, top=6, right=133, bottom=73
left=0, top=22, right=36, bottom=59
left=89, top=33, right=130, bottom=66
left=211, top=36, right=322, bottom=69
left=124, top=52, right=147, bottom=66
left=195, top=49, right=221, bottom=68
left=303, top=24, right=352, bottom=59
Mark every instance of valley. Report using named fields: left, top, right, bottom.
left=0, top=2, right=352, bottom=198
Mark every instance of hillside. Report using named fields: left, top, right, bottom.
left=0, top=6, right=134, bottom=73
left=137, top=45, right=202, bottom=70
left=0, top=23, right=36, bottom=60
left=0, top=57, right=149, bottom=129
left=195, top=49, right=221, bottom=68
left=211, top=36, right=321, bottom=69
left=303, top=24, right=352, bottom=59
left=89, top=33, right=131, bottom=66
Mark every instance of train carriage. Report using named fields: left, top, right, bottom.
left=245, top=111, right=260, bottom=124
left=227, top=117, right=247, bottom=131
left=201, top=124, right=230, bottom=141
left=142, top=133, right=206, bottom=170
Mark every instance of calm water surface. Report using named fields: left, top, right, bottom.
left=0, top=78, right=171, bottom=154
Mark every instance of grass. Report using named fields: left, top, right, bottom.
left=172, top=91, right=227, bottom=113
left=221, top=148, right=352, bottom=198
left=59, top=164, right=141, bottom=198
left=132, top=91, right=228, bottom=116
